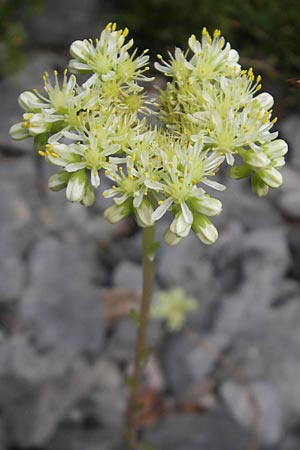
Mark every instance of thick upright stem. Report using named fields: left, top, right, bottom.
left=126, top=226, right=156, bottom=449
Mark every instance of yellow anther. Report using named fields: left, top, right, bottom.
left=53, top=70, right=58, bottom=76
left=143, top=49, right=149, bottom=54
left=213, top=29, right=221, bottom=38
left=129, top=174, right=134, bottom=180
left=112, top=22, right=117, bottom=31
left=158, top=200, right=164, bottom=205
left=157, top=54, right=163, bottom=59
left=123, top=27, right=129, bottom=37
left=38, top=150, right=46, bottom=157
left=105, top=22, right=112, bottom=32
left=272, top=117, right=278, bottom=124
left=256, top=75, right=261, bottom=83
left=33, top=88, right=38, bottom=93
left=256, top=84, right=262, bottom=91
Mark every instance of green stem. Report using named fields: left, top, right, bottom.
left=126, top=225, right=156, bottom=450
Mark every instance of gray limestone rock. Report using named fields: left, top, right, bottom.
left=20, top=236, right=105, bottom=355
left=225, top=298, right=300, bottom=428
left=107, top=317, right=162, bottom=363
left=288, top=225, right=300, bottom=278
left=160, top=332, right=229, bottom=398
left=76, top=359, right=126, bottom=430
left=0, top=335, right=109, bottom=448
left=0, top=157, right=36, bottom=301
left=277, top=192, right=300, bottom=220
left=112, top=261, right=143, bottom=292
left=280, top=436, right=300, bottom=450
left=221, top=380, right=284, bottom=446
left=216, top=179, right=283, bottom=230
left=144, top=410, right=251, bottom=450
left=25, top=0, right=112, bottom=48
left=0, top=238, right=26, bottom=303
left=241, top=227, right=291, bottom=279
left=45, top=424, right=121, bottom=450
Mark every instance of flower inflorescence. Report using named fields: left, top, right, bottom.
left=10, top=23, right=288, bottom=246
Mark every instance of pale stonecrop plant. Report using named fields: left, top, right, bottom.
left=10, top=22, right=288, bottom=450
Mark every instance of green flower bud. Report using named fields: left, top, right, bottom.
left=134, top=199, right=154, bottom=227
left=242, top=151, right=271, bottom=169
left=192, top=214, right=218, bottom=245
left=263, top=139, right=288, bottom=159
left=69, top=40, right=88, bottom=62
left=259, top=167, right=283, bottom=188
left=190, top=195, right=222, bottom=216
left=9, top=122, right=30, bottom=140
left=251, top=173, right=269, bottom=197
left=48, top=171, right=70, bottom=191
left=82, top=184, right=95, bottom=206
left=170, top=212, right=192, bottom=237
left=164, top=229, right=183, bottom=246
left=255, top=92, right=274, bottom=110
left=18, top=91, right=43, bottom=112
left=66, top=170, right=89, bottom=202
left=104, top=199, right=132, bottom=224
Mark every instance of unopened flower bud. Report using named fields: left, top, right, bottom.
left=135, top=199, right=154, bottom=227
left=48, top=171, right=70, bottom=191
left=104, top=200, right=132, bottom=223
left=66, top=170, right=89, bottom=202
left=259, top=167, right=283, bottom=188
left=164, top=229, right=183, bottom=246
left=192, top=214, right=218, bottom=245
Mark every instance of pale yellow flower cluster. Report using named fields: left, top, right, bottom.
left=10, top=24, right=287, bottom=245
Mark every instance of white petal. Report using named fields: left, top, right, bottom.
left=202, top=179, right=226, bottom=191
left=180, top=201, right=193, bottom=224
left=91, top=169, right=100, bottom=188
left=152, top=198, right=173, bottom=221
left=65, top=162, right=87, bottom=172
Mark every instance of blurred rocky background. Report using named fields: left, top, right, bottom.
left=1, top=1, right=300, bottom=449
